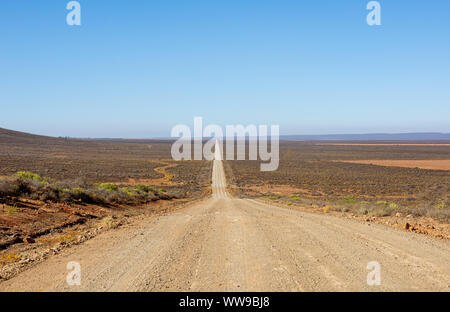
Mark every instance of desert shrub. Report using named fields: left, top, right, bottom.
left=100, top=216, right=120, bottom=229
left=105, top=190, right=134, bottom=204
left=370, top=206, right=395, bottom=217
left=0, top=252, right=21, bottom=265
left=120, top=187, right=135, bottom=196
left=134, top=184, right=155, bottom=193
left=14, top=177, right=44, bottom=196
left=0, top=178, right=17, bottom=197
left=434, top=201, right=446, bottom=210
left=40, top=184, right=69, bottom=202
left=39, top=230, right=80, bottom=247
left=15, top=171, right=48, bottom=184
left=289, top=195, right=300, bottom=201
left=55, top=232, right=78, bottom=244
left=87, top=188, right=113, bottom=204
left=157, top=191, right=172, bottom=200
left=102, top=216, right=115, bottom=229
left=403, top=205, right=427, bottom=217
left=60, top=187, right=96, bottom=203
left=427, top=207, right=450, bottom=221
left=0, top=177, right=47, bottom=199
left=71, top=187, right=90, bottom=199
left=339, top=195, right=356, bottom=205
left=54, top=178, right=87, bottom=190
left=388, top=203, right=399, bottom=210
left=357, top=206, right=369, bottom=215
left=4, top=204, right=18, bottom=215
left=323, top=205, right=332, bottom=213
left=97, top=183, right=118, bottom=192
left=133, top=184, right=151, bottom=193
left=362, top=201, right=397, bottom=217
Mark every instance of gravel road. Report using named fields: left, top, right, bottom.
left=0, top=157, right=449, bottom=291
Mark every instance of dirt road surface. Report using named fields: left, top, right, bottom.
left=0, top=146, right=449, bottom=291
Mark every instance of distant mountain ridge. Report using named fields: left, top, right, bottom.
left=281, top=133, right=450, bottom=141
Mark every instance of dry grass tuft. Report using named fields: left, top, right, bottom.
left=0, top=252, right=21, bottom=265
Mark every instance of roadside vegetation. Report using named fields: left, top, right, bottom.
left=260, top=193, right=449, bottom=221
left=0, top=171, right=176, bottom=206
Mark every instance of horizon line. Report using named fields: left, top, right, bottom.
left=2, top=127, right=450, bottom=141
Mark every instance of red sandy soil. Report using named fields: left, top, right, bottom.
left=336, top=160, right=450, bottom=170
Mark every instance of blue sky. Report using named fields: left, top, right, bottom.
left=0, top=0, right=449, bottom=138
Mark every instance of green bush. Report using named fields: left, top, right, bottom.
left=63, top=187, right=96, bottom=203
left=434, top=201, right=446, bottom=210
left=339, top=195, right=356, bottom=205
left=15, top=171, right=48, bottom=184
left=120, top=187, right=135, bottom=196
left=134, top=185, right=154, bottom=193
left=388, top=203, right=399, bottom=210
left=97, top=183, right=118, bottom=192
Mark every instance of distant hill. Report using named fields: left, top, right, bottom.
left=0, top=127, right=63, bottom=144
left=0, top=128, right=171, bottom=145
left=281, top=133, right=450, bottom=141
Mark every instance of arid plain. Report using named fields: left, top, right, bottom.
left=0, top=128, right=449, bottom=290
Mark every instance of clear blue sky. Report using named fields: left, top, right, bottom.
left=1, top=0, right=449, bottom=138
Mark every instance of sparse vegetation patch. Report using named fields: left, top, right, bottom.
left=0, top=171, right=177, bottom=206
